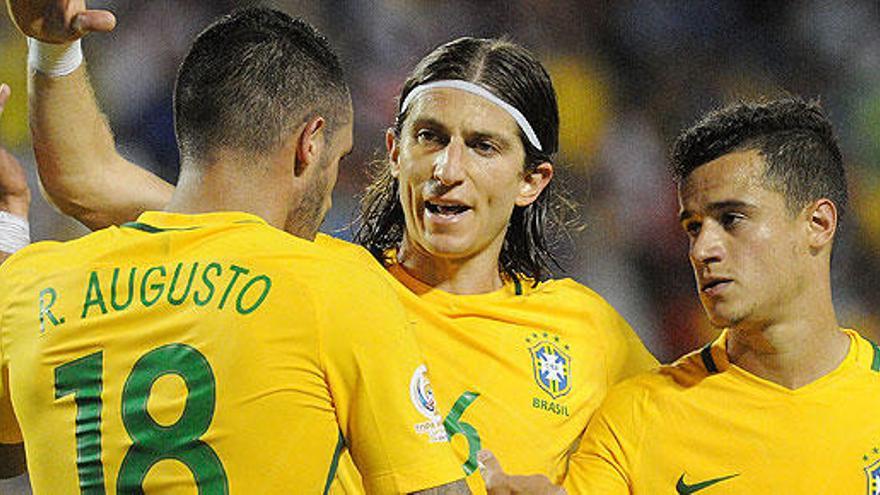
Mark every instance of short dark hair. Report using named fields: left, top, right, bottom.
left=670, top=97, right=848, bottom=220
left=355, top=37, right=573, bottom=283
left=174, top=7, right=349, bottom=163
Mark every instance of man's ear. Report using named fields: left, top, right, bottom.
left=295, top=116, right=326, bottom=176
left=386, top=128, right=401, bottom=178
left=806, top=198, right=837, bottom=253
left=515, top=162, right=553, bottom=207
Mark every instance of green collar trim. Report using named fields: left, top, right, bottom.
left=864, top=337, right=880, bottom=372
left=120, top=221, right=200, bottom=234
left=700, top=343, right=719, bottom=374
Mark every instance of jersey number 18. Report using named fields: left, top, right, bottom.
left=54, top=343, right=229, bottom=494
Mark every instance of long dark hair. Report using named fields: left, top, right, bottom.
left=355, top=37, right=573, bottom=283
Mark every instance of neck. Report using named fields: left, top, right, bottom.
left=165, top=157, right=290, bottom=231
left=725, top=280, right=847, bottom=389
left=397, top=234, right=506, bottom=294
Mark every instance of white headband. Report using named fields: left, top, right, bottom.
left=399, top=80, right=543, bottom=151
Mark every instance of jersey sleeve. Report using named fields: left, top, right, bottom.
left=564, top=381, right=646, bottom=494
left=605, top=309, right=658, bottom=386
left=317, top=263, right=463, bottom=493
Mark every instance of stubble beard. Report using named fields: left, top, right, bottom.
left=287, top=166, right=329, bottom=240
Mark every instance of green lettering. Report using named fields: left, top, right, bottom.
left=235, top=275, right=271, bottom=315
left=443, top=391, right=482, bottom=474
left=39, top=287, right=61, bottom=333
left=140, top=266, right=166, bottom=307
left=168, top=262, right=199, bottom=306
left=194, top=263, right=221, bottom=306
left=111, top=267, right=136, bottom=311
left=218, top=265, right=249, bottom=310
left=82, top=271, right=108, bottom=318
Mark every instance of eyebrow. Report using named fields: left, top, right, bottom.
left=410, top=117, right=514, bottom=148
left=468, top=130, right=513, bottom=149
left=410, top=117, right=447, bottom=132
left=679, top=200, right=756, bottom=223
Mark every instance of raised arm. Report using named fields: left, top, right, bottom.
left=0, top=84, right=30, bottom=265
left=8, top=0, right=174, bottom=230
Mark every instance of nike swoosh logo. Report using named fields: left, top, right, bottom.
left=676, top=473, right=739, bottom=494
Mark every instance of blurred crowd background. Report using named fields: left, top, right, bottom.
left=1, top=0, right=879, bottom=363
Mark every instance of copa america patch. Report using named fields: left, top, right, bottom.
left=409, top=365, right=448, bottom=443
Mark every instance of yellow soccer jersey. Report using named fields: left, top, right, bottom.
left=0, top=212, right=462, bottom=494
left=565, top=328, right=880, bottom=494
left=313, top=237, right=657, bottom=494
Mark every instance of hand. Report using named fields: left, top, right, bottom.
left=6, top=0, right=115, bottom=43
left=479, top=450, right=567, bottom=495
left=0, top=84, right=30, bottom=218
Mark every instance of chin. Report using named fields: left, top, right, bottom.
left=703, top=304, right=735, bottom=329
left=417, top=232, right=470, bottom=256
left=423, top=241, right=472, bottom=258
left=706, top=307, right=751, bottom=329
left=706, top=314, right=732, bottom=329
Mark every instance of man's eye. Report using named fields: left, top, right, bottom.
left=416, top=129, right=441, bottom=144
left=721, top=213, right=743, bottom=229
left=470, top=140, right=499, bottom=156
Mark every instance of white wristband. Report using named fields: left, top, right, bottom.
left=27, top=38, right=83, bottom=77
left=0, top=211, right=30, bottom=254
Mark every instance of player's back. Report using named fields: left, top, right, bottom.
left=0, top=211, right=458, bottom=493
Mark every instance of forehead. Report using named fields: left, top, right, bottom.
left=677, top=149, right=775, bottom=210
left=404, top=87, right=520, bottom=137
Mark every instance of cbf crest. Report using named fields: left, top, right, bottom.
left=527, top=333, right=572, bottom=399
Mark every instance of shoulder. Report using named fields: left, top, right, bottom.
left=587, top=370, right=670, bottom=431
left=0, top=227, right=122, bottom=279
left=594, top=364, right=693, bottom=430
left=532, top=278, right=636, bottom=340
left=0, top=230, right=125, bottom=317
left=656, top=347, right=715, bottom=388
left=1, top=240, right=62, bottom=274
left=842, top=328, right=880, bottom=379
left=284, top=242, right=399, bottom=313
left=313, top=233, right=376, bottom=262
left=606, top=348, right=709, bottom=404
left=0, top=242, right=59, bottom=308
left=531, top=278, right=619, bottom=313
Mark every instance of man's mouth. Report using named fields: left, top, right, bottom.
left=425, top=201, right=471, bottom=217
left=701, top=278, right=733, bottom=295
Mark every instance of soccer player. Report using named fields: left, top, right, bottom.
left=20, top=4, right=657, bottom=494
left=486, top=97, right=878, bottom=493
left=336, top=37, right=656, bottom=493
left=2, top=5, right=468, bottom=494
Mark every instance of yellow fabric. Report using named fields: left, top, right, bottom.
left=315, top=236, right=657, bottom=494
left=565, top=328, right=880, bottom=494
left=0, top=212, right=461, bottom=494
